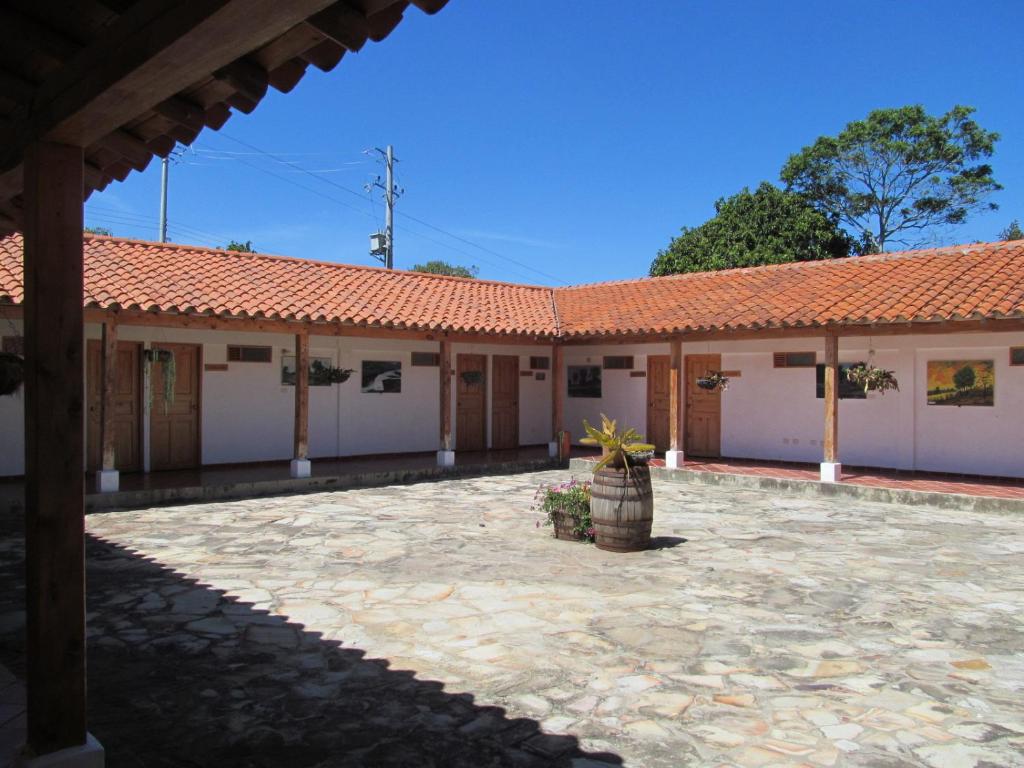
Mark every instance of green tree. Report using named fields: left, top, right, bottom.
left=412, top=260, right=479, bottom=278
left=225, top=240, right=256, bottom=253
left=84, top=226, right=113, bottom=236
left=999, top=219, right=1023, bottom=241
left=953, top=365, right=976, bottom=392
left=649, top=182, right=853, bottom=276
left=781, top=105, right=1001, bottom=252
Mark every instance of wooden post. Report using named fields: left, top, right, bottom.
left=23, top=141, right=87, bottom=754
left=291, top=330, right=310, bottom=477
left=668, top=337, right=683, bottom=466
left=822, top=327, right=841, bottom=481
left=100, top=321, right=118, bottom=470
left=551, top=344, right=564, bottom=457
left=439, top=340, right=452, bottom=451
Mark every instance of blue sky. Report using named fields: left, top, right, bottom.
left=86, top=1, right=1024, bottom=286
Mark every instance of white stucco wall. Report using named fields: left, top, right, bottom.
left=1, top=323, right=1020, bottom=478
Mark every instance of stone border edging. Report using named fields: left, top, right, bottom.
left=567, top=458, right=1024, bottom=515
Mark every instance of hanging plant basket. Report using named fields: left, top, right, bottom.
left=461, top=370, right=483, bottom=385
left=846, top=364, right=899, bottom=394
left=696, top=370, right=729, bottom=391
left=310, top=360, right=354, bottom=385
left=144, top=348, right=176, bottom=411
left=0, top=352, right=24, bottom=396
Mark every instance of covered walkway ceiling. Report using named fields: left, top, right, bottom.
left=0, top=0, right=447, bottom=235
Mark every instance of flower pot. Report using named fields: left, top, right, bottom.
left=697, top=377, right=717, bottom=390
left=551, top=510, right=584, bottom=541
left=0, top=352, right=24, bottom=396
left=591, top=465, right=653, bottom=552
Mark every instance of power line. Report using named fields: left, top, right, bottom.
left=212, top=132, right=567, bottom=284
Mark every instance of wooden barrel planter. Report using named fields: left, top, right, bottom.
left=552, top=511, right=584, bottom=541
left=591, top=464, right=653, bottom=552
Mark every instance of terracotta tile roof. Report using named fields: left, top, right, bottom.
left=554, top=241, right=1024, bottom=337
left=1, top=235, right=1022, bottom=339
left=0, top=234, right=557, bottom=337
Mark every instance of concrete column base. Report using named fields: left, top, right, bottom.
left=820, top=462, right=842, bottom=483
left=95, top=469, right=119, bottom=493
left=665, top=450, right=684, bottom=469
left=20, top=733, right=105, bottom=767
left=437, top=450, right=455, bottom=467
left=289, top=459, right=311, bottom=479
left=548, top=441, right=559, bottom=458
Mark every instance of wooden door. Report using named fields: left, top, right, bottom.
left=86, top=340, right=142, bottom=472
left=491, top=355, right=519, bottom=449
left=646, top=355, right=671, bottom=452
left=150, top=343, right=201, bottom=470
left=456, top=353, right=487, bottom=451
left=685, top=354, right=721, bottom=457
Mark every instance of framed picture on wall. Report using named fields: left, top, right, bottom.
left=361, top=360, right=402, bottom=393
left=567, top=365, right=601, bottom=398
left=926, top=360, right=994, bottom=406
left=281, top=355, right=334, bottom=386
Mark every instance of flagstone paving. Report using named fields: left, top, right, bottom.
left=4, top=470, right=1024, bottom=766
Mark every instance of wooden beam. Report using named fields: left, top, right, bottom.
left=823, top=327, right=839, bottom=464
left=22, top=141, right=86, bottom=755
left=439, top=339, right=451, bottom=450
left=669, top=337, right=682, bottom=452
left=0, top=0, right=340, bottom=171
left=293, top=330, right=309, bottom=460
left=100, top=320, right=118, bottom=470
left=551, top=344, right=564, bottom=440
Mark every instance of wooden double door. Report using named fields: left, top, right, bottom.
left=455, top=353, right=519, bottom=452
left=149, top=343, right=201, bottom=471
left=86, top=340, right=142, bottom=472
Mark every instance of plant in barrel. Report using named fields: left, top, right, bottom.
left=580, top=414, right=656, bottom=552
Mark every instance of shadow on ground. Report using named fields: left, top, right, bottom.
left=0, top=512, right=621, bottom=768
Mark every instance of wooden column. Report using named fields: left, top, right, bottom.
left=823, top=327, right=839, bottom=464
left=100, top=321, right=118, bottom=471
left=439, top=340, right=452, bottom=450
left=23, top=141, right=87, bottom=754
left=551, top=344, right=564, bottom=440
left=293, top=330, right=309, bottom=461
left=669, top=338, right=683, bottom=452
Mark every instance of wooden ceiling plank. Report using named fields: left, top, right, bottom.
left=306, top=4, right=371, bottom=52
left=0, top=69, right=37, bottom=106
left=153, top=95, right=208, bottom=132
left=214, top=58, right=269, bottom=105
left=300, top=39, right=346, bottom=72
left=0, top=0, right=340, bottom=170
left=94, top=128, right=152, bottom=171
left=268, top=59, right=309, bottom=94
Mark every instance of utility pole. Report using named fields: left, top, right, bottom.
left=367, top=145, right=402, bottom=269
left=158, top=156, right=169, bottom=243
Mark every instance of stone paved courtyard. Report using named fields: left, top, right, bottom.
left=2, top=470, right=1024, bottom=767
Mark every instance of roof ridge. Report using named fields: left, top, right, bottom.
left=80, top=233, right=553, bottom=292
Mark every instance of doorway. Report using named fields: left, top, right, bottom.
left=491, top=355, right=519, bottom=450
left=646, top=355, right=671, bottom=451
left=150, top=343, right=201, bottom=470
left=86, top=340, right=142, bottom=472
left=456, top=353, right=487, bottom=451
left=685, top=353, right=721, bottom=457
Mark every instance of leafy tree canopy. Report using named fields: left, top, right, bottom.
left=781, top=105, right=1001, bottom=252
left=1000, top=219, right=1023, bottom=241
left=225, top=240, right=256, bottom=253
left=411, top=260, right=479, bottom=278
left=649, top=182, right=854, bottom=276
left=84, top=226, right=113, bottom=236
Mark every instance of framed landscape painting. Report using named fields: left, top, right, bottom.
left=926, top=360, right=994, bottom=406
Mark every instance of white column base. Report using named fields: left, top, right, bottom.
left=21, top=733, right=105, bottom=767
left=95, top=469, right=119, bottom=493
left=290, top=458, right=311, bottom=479
left=665, top=450, right=684, bottom=469
left=820, top=462, right=842, bottom=483
left=548, top=441, right=559, bottom=458
left=437, top=450, right=455, bottom=467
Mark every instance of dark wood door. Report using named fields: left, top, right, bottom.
left=86, top=340, right=142, bottom=472
left=685, top=354, right=721, bottom=457
left=456, top=353, right=487, bottom=452
left=646, top=355, right=671, bottom=452
left=150, top=343, right=201, bottom=470
left=491, top=355, right=519, bottom=450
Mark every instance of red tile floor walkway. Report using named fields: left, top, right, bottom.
left=575, top=450, right=1024, bottom=501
